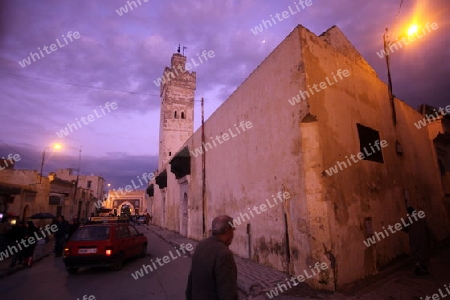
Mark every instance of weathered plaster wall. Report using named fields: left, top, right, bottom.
left=0, top=169, right=49, bottom=218
left=177, top=25, right=331, bottom=289
left=151, top=25, right=449, bottom=291
left=151, top=185, right=164, bottom=226
left=164, top=169, right=181, bottom=232
left=300, top=25, right=449, bottom=287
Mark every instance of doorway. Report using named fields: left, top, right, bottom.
left=180, top=193, right=188, bottom=236
left=22, top=205, right=30, bottom=220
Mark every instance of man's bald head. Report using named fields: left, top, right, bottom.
left=211, top=215, right=235, bottom=246
left=212, top=215, right=234, bottom=235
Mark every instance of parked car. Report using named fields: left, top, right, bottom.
left=63, top=217, right=147, bottom=274
left=136, top=216, right=148, bottom=225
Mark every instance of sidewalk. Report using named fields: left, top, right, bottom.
left=146, top=224, right=328, bottom=298
left=0, top=239, right=54, bottom=279
left=146, top=223, right=450, bottom=300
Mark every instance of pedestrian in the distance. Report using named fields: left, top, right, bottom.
left=67, top=219, right=80, bottom=240
left=0, top=218, right=10, bottom=251
left=54, top=216, right=69, bottom=257
left=22, top=221, right=38, bottom=267
left=403, top=206, right=437, bottom=275
left=8, top=220, right=26, bottom=267
left=185, top=215, right=238, bottom=300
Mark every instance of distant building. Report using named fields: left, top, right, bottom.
left=0, top=168, right=48, bottom=220
left=0, top=166, right=108, bottom=222
left=106, top=190, right=148, bottom=217
left=417, top=104, right=450, bottom=215
left=48, top=173, right=75, bottom=218
left=150, top=25, right=450, bottom=290
left=54, top=168, right=105, bottom=219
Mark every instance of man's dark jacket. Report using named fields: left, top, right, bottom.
left=186, top=235, right=238, bottom=300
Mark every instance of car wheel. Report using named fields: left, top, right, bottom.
left=66, top=267, right=78, bottom=275
left=110, top=253, right=124, bottom=271
left=140, top=244, right=147, bottom=258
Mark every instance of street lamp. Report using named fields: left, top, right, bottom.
left=39, top=143, right=62, bottom=183
left=105, top=183, right=112, bottom=197
left=102, top=183, right=114, bottom=214
left=382, top=24, right=418, bottom=126
left=407, top=24, right=418, bottom=36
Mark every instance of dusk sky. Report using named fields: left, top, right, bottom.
left=1, top=0, right=448, bottom=188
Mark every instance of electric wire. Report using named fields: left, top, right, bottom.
left=0, top=71, right=159, bottom=97
left=388, top=0, right=405, bottom=40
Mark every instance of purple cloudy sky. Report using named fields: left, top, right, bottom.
left=0, top=0, right=448, bottom=187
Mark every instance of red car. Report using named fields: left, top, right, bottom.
left=63, top=218, right=147, bottom=274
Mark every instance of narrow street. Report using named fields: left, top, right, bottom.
left=0, top=227, right=192, bottom=300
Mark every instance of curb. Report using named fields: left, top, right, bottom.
left=147, top=225, right=255, bottom=299
left=0, top=251, right=52, bottom=279
left=0, top=242, right=54, bottom=280
left=147, top=226, right=194, bottom=258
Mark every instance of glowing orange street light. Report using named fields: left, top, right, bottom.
left=382, top=22, right=421, bottom=125
left=39, top=143, right=62, bottom=183
left=407, top=24, right=419, bottom=36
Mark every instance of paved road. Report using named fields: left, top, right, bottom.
left=0, top=227, right=192, bottom=300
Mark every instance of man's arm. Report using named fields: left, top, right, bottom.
left=185, top=269, right=192, bottom=300
left=215, top=250, right=238, bottom=300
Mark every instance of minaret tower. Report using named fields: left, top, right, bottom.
left=158, top=47, right=196, bottom=170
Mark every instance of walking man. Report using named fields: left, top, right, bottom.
left=54, top=216, right=69, bottom=257
left=403, top=207, right=436, bottom=275
left=8, top=220, right=25, bottom=267
left=0, top=218, right=9, bottom=251
left=186, top=215, right=238, bottom=300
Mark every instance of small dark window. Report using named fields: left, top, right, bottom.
left=356, top=124, right=384, bottom=163
left=174, top=111, right=178, bottom=119
left=181, top=112, right=185, bottom=119
left=169, top=152, right=171, bottom=156
left=87, top=180, right=92, bottom=188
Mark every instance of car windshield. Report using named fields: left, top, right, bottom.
left=71, top=226, right=110, bottom=241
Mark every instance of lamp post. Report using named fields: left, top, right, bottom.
left=382, top=24, right=418, bottom=126
left=75, top=146, right=82, bottom=221
left=104, top=183, right=111, bottom=212
left=383, top=28, right=397, bottom=125
left=105, top=183, right=111, bottom=200
left=39, top=144, right=61, bottom=183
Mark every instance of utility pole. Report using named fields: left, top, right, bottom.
left=383, top=28, right=397, bottom=126
left=201, top=97, right=206, bottom=238
left=75, top=146, right=82, bottom=220
left=39, top=149, right=46, bottom=184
